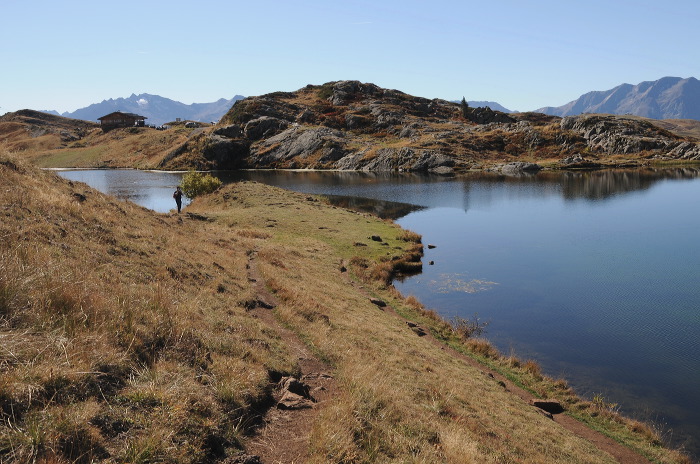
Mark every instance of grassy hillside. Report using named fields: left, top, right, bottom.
left=0, top=151, right=691, bottom=463
left=0, top=110, right=202, bottom=169
left=655, top=119, right=700, bottom=140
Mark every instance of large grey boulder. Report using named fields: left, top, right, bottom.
left=335, top=147, right=454, bottom=173
left=277, top=376, right=315, bottom=410
left=559, top=154, right=602, bottom=169
left=244, top=116, right=289, bottom=140
left=465, top=106, right=515, bottom=124
left=560, top=115, right=688, bottom=156
left=252, top=126, right=345, bottom=165
left=201, top=135, right=250, bottom=169
left=329, top=80, right=361, bottom=105
left=499, top=162, right=542, bottom=175
left=327, top=80, right=381, bottom=106
left=213, top=124, right=243, bottom=138
left=661, top=141, right=700, bottom=160
left=333, top=152, right=366, bottom=170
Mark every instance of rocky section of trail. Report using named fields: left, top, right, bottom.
left=241, top=250, right=337, bottom=463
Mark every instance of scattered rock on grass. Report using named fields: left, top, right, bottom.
left=406, top=321, right=427, bottom=336
left=277, top=376, right=315, bottom=410
left=529, top=399, right=564, bottom=414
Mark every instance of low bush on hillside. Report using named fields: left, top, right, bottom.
left=451, top=314, right=489, bottom=339
left=180, top=171, right=222, bottom=198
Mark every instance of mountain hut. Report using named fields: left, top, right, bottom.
left=98, top=111, right=147, bottom=129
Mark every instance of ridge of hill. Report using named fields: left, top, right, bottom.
left=43, top=93, right=245, bottom=126
left=0, top=151, right=690, bottom=462
left=0, top=109, right=204, bottom=169
left=537, top=76, right=700, bottom=120
left=0, top=110, right=98, bottom=154
left=4, top=81, right=700, bottom=171
left=453, top=100, right=513, bottom=113
left=162, top=80, right=700, bottom=172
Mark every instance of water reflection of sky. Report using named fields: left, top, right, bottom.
left=56, top=169, right=189, bottom=213
left=394, top=177, right=700, bottom=458
left=55, top=167, right=700, bottom=214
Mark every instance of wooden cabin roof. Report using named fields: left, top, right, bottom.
left=98, top=111, right=146, bottom=121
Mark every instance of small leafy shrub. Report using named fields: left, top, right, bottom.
left=180, top=171, right=222, bottom=199
left=451, top=314, right=489, bottom=339
left=317, top=83, right=335, bottom=100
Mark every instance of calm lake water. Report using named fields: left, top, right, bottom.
left=56, top=168, right=700, bottom=458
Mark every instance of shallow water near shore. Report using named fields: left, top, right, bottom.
left=57, top=167, right=700, bottom=458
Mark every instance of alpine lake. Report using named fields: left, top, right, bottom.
left=56, top=167, right=700, bottom=458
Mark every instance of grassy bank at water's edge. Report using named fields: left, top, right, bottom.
left=0, top=151, right=690, bottom=463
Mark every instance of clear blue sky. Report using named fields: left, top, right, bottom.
left=2, top=0, right=699, bottom=114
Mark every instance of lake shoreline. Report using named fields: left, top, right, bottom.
left=49, top=163, right=696, bottom=460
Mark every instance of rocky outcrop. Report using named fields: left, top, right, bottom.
left=561, top=115, right=700, bottom=161
left=252, top=126, right=346, bottom=166
left=159, top=133, right=250, bottom=170
left=328, top=80, right=379, bottom=105
left=200, top=135, right=251, bottom=169
left=559, top=154, right=602, bottom=170
left=465, top=106, right=516, bottom=124
left=656, top=141, right=700, bottom=161
left=213, top=124, right=243, bottom=138
left=563, top=116, right=665, bottom=153
left=164, top=81, right=700, bottom=171
left=497, top=162, right=543, bottom=175
left=335, top=147, right=454, bottom=173
left=244, top=116, right=289, bottom=140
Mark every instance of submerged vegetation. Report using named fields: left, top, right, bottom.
left=0, top=151, right=691, bottom=463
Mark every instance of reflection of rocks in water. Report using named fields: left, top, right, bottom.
left=322, top=194, right=424, bottom=220
left=461, top=168, right=700, bottom=203
left=561, top=168, right=700, bottom=200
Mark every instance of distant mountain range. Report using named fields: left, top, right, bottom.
left=43, top=94, right=245, bottom=126
left=537, top=76, right=700, bottom=120
left=36, top=76, right=700, bottom=127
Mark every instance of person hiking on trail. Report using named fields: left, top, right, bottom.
left=173, top=186, right=183, bottom=213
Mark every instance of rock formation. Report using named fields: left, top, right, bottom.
left=65, top=80, right=700, bottom=172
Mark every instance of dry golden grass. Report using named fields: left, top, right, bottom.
left=0, top=151, right=690, bottom=463
left=2, top=124, right=193, bottom=169
left=191, top=182, right=690, bottom=463
left=0, top=153, right=297, bottom=461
